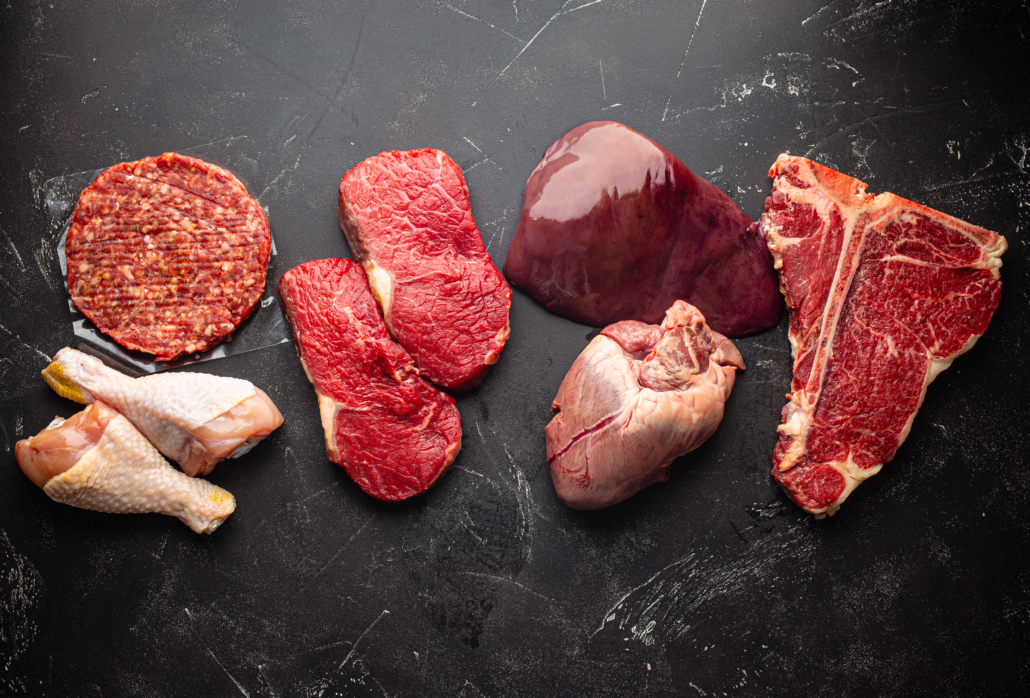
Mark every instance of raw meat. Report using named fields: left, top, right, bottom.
left=338, top=149, right=511, bottom=391
left=65, top=152, right=271, bottom=360
left=503, top=121, right=782, bottom=337
left=41, top=347, right=283, bottom=477
left=761, top=155, right=1006, bottom=516
left=279, top=258, right=462, bottom=501
left=16, top=402, right=235, bottom=534
left=547, top=300, right=744, bottom=509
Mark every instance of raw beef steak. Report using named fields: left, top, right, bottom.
left=66, top=152, right=271, bottom=361
left=760, top=155, right=1006, bottom=516
left=338, top=149, right=511, bottom=391
left=547, top=300, right=744, bottom=509
left=279, top=258, right=462, bottom=501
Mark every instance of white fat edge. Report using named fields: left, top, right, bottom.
left=46, top=416, right=67, bottom=430
left=893, top=331, right=983, bottom=451
left=363, top=259, right=396, bottom=324
left=317, top=392, right=340, bottom=463
left=811, top=456, right=882, bottom=519
left=483, top=320, right=511, bottom=366
left=980, top=234, right=1007, bottom=279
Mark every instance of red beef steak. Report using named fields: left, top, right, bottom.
left=279, top=258, right=462, bottom=501
left=760, top=155, right=1006, bottom=516
left=338, top=149, right=511, bottom=391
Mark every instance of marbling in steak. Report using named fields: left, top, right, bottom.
left=338, top=149, right=511, bottom=391
left=760, top=155, right=1006, bottom=516
left=66, top=153, right=270, bottom=361
left=278, top=258, right=461, bottom=501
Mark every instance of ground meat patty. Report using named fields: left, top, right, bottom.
left=65, top=152, right=271, bottom=361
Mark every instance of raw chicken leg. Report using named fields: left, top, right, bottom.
left=41, top=348, right=283, bottom=477
left=547, top=300, right=744, bottom=509
left=15, top=402, right=235, bottom=533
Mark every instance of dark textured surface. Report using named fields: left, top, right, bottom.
left=1, top=1, right=1028, bottom=696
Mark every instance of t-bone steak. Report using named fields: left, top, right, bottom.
left=760, top=154, right=1006, bottom=516
left=338, top=148, right=511, bottom=391
left=66, top=152, right=271, bottom=361
left=279, top=258, right=462, bottom=501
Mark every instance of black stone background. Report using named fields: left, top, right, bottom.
left=1, top=1, right=1029, bottom=696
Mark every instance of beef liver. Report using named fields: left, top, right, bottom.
left=503, top=121, right=782, bottom=337
left=760, top=155, right=1006, bottom=516
left=338, top=149, right=511, bottom=391
left=279, top=258, right=462, bottom=501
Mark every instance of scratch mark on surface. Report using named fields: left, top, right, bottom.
left=338, top=609, right=390, bottom=670
left=0, top=225, right=26, bottom=271
left=443, top=4, right=522, bottom=41
left=458, top=571, right=557, bottom=603
left=801, top=1, right=836, bottom=26
left=822, top=0, right=894, bottom=32
left=207, top=649, right=250, bottom=698
left=456, top=464, right=485, bottom=478
left=460, top=512, right=487, bottom=544
left=804, top=100, right=963, bottom=158
left=307, top=12, right=365, bottom=142
left=230, top=38, right=330, bottom=99
left=592, top=557, right=686, bottom=637
left=599, top=58, right=607, bottom=99
left=462, top=136, right=505, bottom=174
left=1008, top=136, right=1028, bottom=173
left=496, top=1, right=575, bottom=78
left=33, top=240, right=59, bottom=294
left=0, top=323, right=50, bottom=363
left=662, top=95, right=672, bottom=122
left=676, top=0, right=710, bottom=78
left=565, top=0, right=607, bottom=14
left=312, top=514, right=378, bottom=581
left=257, top=152, right=303, bottom=201
left=18, top=125, right=29, bottom=133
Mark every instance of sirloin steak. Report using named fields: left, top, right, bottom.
left=339, top=149, right=511, bottom=391
left=761, top=155, right=1006, bottom=516
left=279, top=258, right=462, bottom=501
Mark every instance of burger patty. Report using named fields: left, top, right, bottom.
left=65, top=152, right=271, bottom=361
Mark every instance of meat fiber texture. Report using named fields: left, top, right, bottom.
left=65, top=152, right=271, bottom=361
left=503, top=121, right=782, bottom=337
left=761, top=155, right=1006, bottom=517
left=338, top=149, right=511, bottom=391
left=279, top=258, right=462, bottom=501
left=546, top=300, right=744, bottom=509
